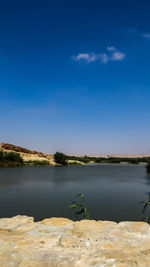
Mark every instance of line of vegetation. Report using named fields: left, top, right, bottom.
left=24, top=160, right=50, bottom=166
left=54, top=152, right=150, bottom=165
left=66, top=154, right=150, bottom=165
left=0, top=150, right=23, bottom=167
left=54, top=151, right=150, bottom=166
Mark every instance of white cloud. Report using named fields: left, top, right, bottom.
left=72, top=47, right=125, bottom=64
left=141, top=33, right=150, bottom=39
left=107, top=46, right=116, bottom=51
left=111, top=51, right=126, bottom=61
left=72, top=53, right=98, bottom=63
left=72, top=52, right=109, bottom=64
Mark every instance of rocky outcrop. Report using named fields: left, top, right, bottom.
left=0, top=216, right=150, bottom=266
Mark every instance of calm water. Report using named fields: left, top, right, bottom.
left=0, top=164, right=149, bottom=222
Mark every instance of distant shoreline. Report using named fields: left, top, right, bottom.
left=0, top=143, right=150, bottom=167
left=67, top=153, right=150, bottom=159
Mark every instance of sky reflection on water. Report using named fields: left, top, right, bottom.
left=0, top=164, right=149, bottom=222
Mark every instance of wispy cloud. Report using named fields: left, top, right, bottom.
left=130, top=28, right=150, bottom=40
left=128, top=28, right=137, bottom=33
left=72, top=47, right=125, bottom=64
left=141, top=33, right=150, bottom=39
left=107, top=47, right=125, bottom=61
left=107, top=46, right=116, bottom=51
left=99, top=53, right=109, bottom=63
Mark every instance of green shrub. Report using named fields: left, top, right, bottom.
left=66, top=155, right=91, bottom=163
left=0, top=150, right=4, bottom=161
left=25, top=160, right=50, bottom=166
left=94, top=159, right=99, bottom=163
left=3, top=152, right=23, bottom=163
left=54, top=152, right=67, bottom=165
left=128, top=159, right=139, bottom=164
left=81, top=156, right=90, bottom=163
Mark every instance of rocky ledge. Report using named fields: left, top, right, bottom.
left=0, top=216, right=150, bottom=266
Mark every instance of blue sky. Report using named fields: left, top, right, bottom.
left=0, top=0, right=150, bottom=154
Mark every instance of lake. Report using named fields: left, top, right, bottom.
left=0, top=163, right=149, bottom=222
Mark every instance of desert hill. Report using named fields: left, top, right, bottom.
left=0, top=143, right=55, bottom=165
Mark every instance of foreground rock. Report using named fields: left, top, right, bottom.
left=0, top=216, right=150, bottom=266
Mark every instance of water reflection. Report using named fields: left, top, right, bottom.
left=144, top=173, right=150, bottom=186
left=0, top=164, right=149, bottom=222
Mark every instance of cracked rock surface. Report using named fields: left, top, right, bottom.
left=0, top=215, right=150, bottom=266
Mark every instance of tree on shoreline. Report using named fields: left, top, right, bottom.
left=54, top=152, right=67, bottom=165
left=147, top=159, right=150, bottom=173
